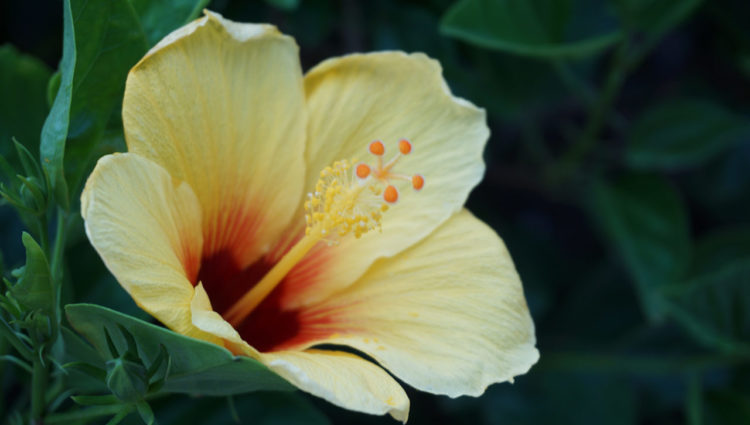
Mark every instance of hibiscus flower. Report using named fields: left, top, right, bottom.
left=81, top=10, right=538, bottom=421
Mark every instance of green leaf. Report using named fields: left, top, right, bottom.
left=614, top=0, right=703, bottom=42
left=13, top=140, right=43, bottom=183
left=65, top=304, right=294, bottom=396
left=655, top=226, right=750, bottom=354
left=65, top=0, right=150, bottom=197
left=440, top=0, right=622, bottom=59
left=58, top=327, right=109, bottom=392
left=106, top=357, right=149, bottom=402
left=135, top=401, right=155, bottom=425
left=0, top=45, right=52, bottom=159
left=9, top=233, right=53, bottom=314
left=590, top=175, right=690, bottom=320
left=684, top=141, right=750, bottom=224
left=626, top=100, right=750, bottom=169
left=42, top=0, right=149, bottom=209
left=47, top=71, right=61, bottom=108
left=264, top=0, right=301, bottom=11
left=128, top=0, right=210, bottom=46
left=71, top=394, right=119, bottom=406
left=105, top=406, right=134, bottom=425
left=0, top=354, right=32, bottom=373
left=661, top=262, right=750, bottom=355
left=40, top=0, right=75, bottom=209
left=690, top=226, right=750, bottom=276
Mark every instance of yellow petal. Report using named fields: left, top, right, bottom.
left=282, top=52, right=489, bottom=308
left=123, top=10, right=307, bottom=269
left=291, top=210, right=538, bottom=397
left=190, top=284, right=408, bottom=421
left=190, top=282, right=261, bottom=354
left=258, top=349, right=409, bottom=422
left=81, top=153, right=204, bottom=338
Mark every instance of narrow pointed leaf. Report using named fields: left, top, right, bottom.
left=40, top=0, right=75, bottom=208
left=10, top=233, right=53, bottom=313
left=66, top=304, right=293, bottom=396
left=135, top=401, right=154, bottom=425
left=13, top=140, right=42, bottom=181
left=71, top=394, right=119, bottom=406
left=42, top=0, right=150, bottom=208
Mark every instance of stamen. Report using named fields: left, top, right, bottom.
left=399, top=138, right=412, bottom=154
left=412, top=174, right=424, bottom=191
left=304, top=159, right=387, bottom=240
left=369, top=140, right=385, bottom=156
left=224, top=139, right=423, bottom=327
left=356, top=163, right=371, bottom=179
left=383, top=185, right=399, bottom=204
left=367, top=138, right=425, bottom=193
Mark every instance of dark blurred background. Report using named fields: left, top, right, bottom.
left=2, top=0, right=749, bottom=424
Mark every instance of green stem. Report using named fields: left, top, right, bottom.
left=686, top=373, right=703, bottom=425
left=50, top=208, right=68, bottom=327
left=50, top=209, right=67, bottom=287
left=31, top=355, right=48, bottom=423
left=558, top=40, right=630, bottom=174
left=36, top=218, right=49, bottom=258
left=552, top=59, right=596, bottom=107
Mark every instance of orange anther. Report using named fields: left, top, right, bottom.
left=412, top=174, right=424, bottom=191
left=398, top=139, right=412, bottom=154
left=356, top=163, right=371, bottom=179
left=369, top=140, right=385, bottom=156
left=383, top=185, right=399, bottom=204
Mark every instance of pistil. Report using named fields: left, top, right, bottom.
left=224, top=230, right=321, bottom=326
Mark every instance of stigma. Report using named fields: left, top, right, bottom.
left=304, top=139, right=425, bottom=241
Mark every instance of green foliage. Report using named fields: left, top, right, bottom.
left=590, top=175, right=690, bottom=320
left=662, top=263, right=750, bottom=355
left=660, top=228, right=750, bottom=355
left=65, top=304, right=294, bottom=396
left=42, top=0, right=149, bottom=209
left=627, top=100, right=750, bottom=169
left=440, top=0, right=622, bottom=58
left=0, top=45, right=51, bottom=159
left=8, top=233, right=53, bottom=315
left=40, top=0, right=75, bottom=209
left=689, top=226, right=750, bottom=276
left=263, top=0, right=301, bottom=12
left=128, top=0, right=210, bottom=46
left=0, top=140, right=51, bottom=218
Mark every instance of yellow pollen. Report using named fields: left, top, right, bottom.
left=304, top=159, right=386, bottom=240
left=224, top=140, right=421, bottom=327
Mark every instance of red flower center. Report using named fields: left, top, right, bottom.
left=195, top=234, right=336, bottom=353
